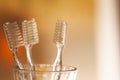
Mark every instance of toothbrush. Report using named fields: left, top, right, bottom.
left=53, top=20, right=67, bottom=71
left=22, top=19, right=39, bottom=70
left=3, top=22, right=24, bottom=69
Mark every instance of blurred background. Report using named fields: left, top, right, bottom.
left=0, top=0, right=119, bottom=80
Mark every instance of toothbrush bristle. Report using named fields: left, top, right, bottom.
left=54, top=20, right=67, bottom=45
left=3, top=22, right=24, bottom=49
left=22, top=19, right=39, bottom=45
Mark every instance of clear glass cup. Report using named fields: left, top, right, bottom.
left=13, top=64, right=77, bottom=80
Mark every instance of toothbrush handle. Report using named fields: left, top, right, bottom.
left=52, top=46, right=64, bottom=80
left=53, top=46, right=64, bottom=71
left=12, top=49, right=23, bottom=69
left=25, top=45, right=33, bottom=70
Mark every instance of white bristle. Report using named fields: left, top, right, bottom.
left=54, top=20, right=67, bottom=45
left=3, top=22, right=24, bottom=49
left=22, top=19, right=39, bottom=45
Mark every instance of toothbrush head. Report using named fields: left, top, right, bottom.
left=22, top=19, right=39, bottom=45
left=3, top=22, right=24, bottom=50
left=53, top=20, right=67, bottom=46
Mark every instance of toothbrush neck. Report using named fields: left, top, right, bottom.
left=25, top=44, right=33, bottom=49
left=56, top=43, right=64, bottom=48
left=57, top=44, right=64, bottom=65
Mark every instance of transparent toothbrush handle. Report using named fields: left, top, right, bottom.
left=25, top=45, right=33, bottom=70
left=12, top=49, right=23, bottom=69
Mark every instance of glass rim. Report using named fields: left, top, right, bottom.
left=14, top=64, right=77, bottom=73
